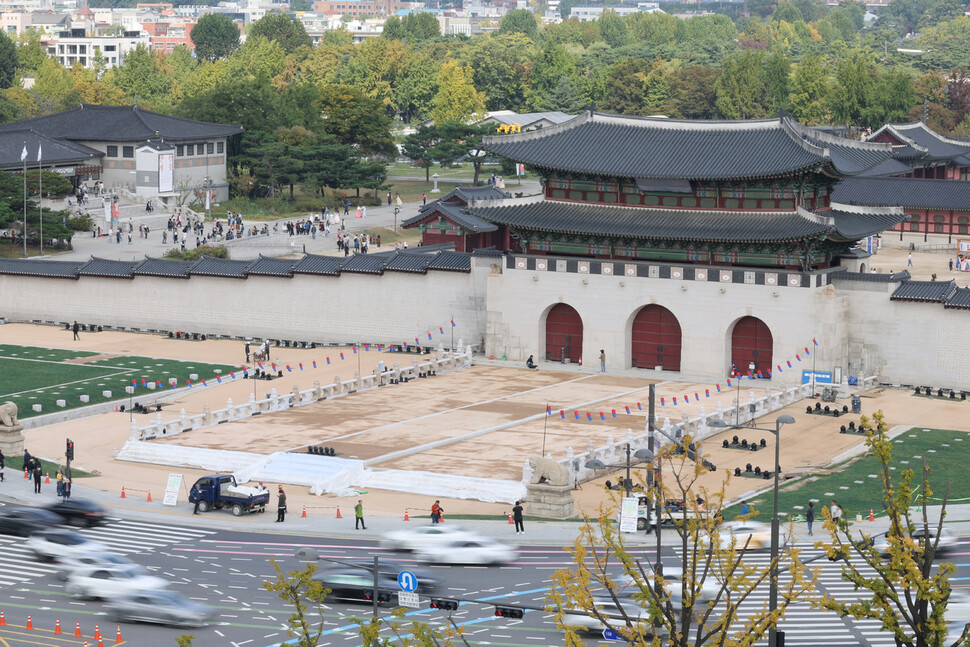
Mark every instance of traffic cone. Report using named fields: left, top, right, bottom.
left=23, top=468, right=28, bottom=479
left=508, top=512, right=514, bottom=524
left=45, top=472, right=50, bottom=484
left=115, top=624, right=123, bottom=643
left=146, top=490, right=152, bottom=503
left=440, top=511, right=445, bottom=523
left=578, top=357, right=583, bottom=366
left=94, top=624, right=101, bottom=640
left=120, top=486, right=126, bottom=499
left=75, top=621, right=82, bottom=636
left=336, top=506, right=342, bottom=519
left=0, top=610, right=5, bottom=625
left=98, top=638, right=104, bottom=647
left=26, top=615, right=33, bottom=630
left=301, top=505, right=307, bottom=518
left=870, top=508, right=875, bottom=522
left=54, top=618, right=61, bottom=634
left=84, top=641, right=89, bottom=647
left=403, top=508, right=409, bottom=521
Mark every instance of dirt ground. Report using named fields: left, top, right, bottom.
left=3, top=323, right=968, bottom=519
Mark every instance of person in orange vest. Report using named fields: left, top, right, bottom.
left=431, top=500, right=443, bottom=524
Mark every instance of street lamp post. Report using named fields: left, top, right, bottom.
left=710, top=413, right=795, bottom=647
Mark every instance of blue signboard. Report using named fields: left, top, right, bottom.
left=602, top=628, right=624, bottom=641
left=398, top=570, right=418, bottom=592
left=802, top=370, right=833, bottom=384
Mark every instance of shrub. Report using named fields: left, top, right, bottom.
left=162, top=245, right=228, bottom=261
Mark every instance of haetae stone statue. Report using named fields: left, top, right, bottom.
left=0, top=401, right=25, bottom=456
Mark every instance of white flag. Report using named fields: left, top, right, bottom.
left=20, top=145, right=27, bottom=161
left=37, top=143, right=42, bottom=163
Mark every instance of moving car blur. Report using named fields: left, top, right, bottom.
left=105, top=590, right=216, bottom=627
left=26, top=529, right=109, bottom=562
left=45, top=499, right=108, bottom=527
left=414, top=537, right=517, bottom=565
left=382, top=525, right=486, bottom=551
left=65, top=564, right=168, bottom=600
left=0, top=508, right=63, bottom=536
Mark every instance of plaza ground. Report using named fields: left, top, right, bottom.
left=2, top=323, right=968, bottom=523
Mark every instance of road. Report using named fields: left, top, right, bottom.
left=0, top=497, right=966, bottom=647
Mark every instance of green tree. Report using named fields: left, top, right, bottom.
left=291, top=0, right=312, bottom=10
left=598, top=11, right=630, bottom=48
left=394, top=47, right=438, bottom=122
left=715, top=50, right=767, bottom=119
left=789, top=54, right=829, bottom=125
left=0, top=31, right=16, bottom=90
left=430, top=122, right=495, bottom=186
left=464, top=33, right=533, bottom=112
left=398, top=12, right=440, bottom=40
left=382, top=15, right=406, bottom=40
left=826, top=49, right=876, bottom=127
left=550, top=435, right=815, bottom=647
left=498, top=9, right=538, bottom=38
left=15, top=30, right=48, bottom=75
left=763, top=52, right=791, bottom=114
left=431, top=59, right=486, bottom=125
left=105, top=45, right=172, bottom=108
left=526, top=42, right=578, bottom=110
left=191, top=14, right=240, bottom=62
left=263, top=559, right=330, bottom=647
left=772, top=1, right=804, bottom=24
left=601, top=58, right=669, bottom=116
left=819, top=411, right=967, bottom=647
left=402, top=124, right=439, bottom=181
left=316, top=84, right=395, bottom=157
left=0, top=92, right=17, bottom=123
left=668, top=65, right=718, bottom=119
left=248, top=14, right=312, bottom=54
left=545, top=75, right=587, bottom=114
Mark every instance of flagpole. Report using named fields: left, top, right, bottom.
left=38, top=147, right=43, bottom=257
left=22, top=142, right=27, bottom=258
left=811, top=340, right=817, bottom=396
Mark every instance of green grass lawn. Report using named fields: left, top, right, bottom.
left=728, top=428, right=970, bottom=522
left=0, top=344, right=239, bottom=419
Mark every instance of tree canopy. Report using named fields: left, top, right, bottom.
left=191, top=14, right=241, bottom=62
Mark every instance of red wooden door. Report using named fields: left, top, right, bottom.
left=631, top=305, right=682, bottom=371
left=546, top=304, right=583, bottom=362
left=731, top=316, right=773, bottom=376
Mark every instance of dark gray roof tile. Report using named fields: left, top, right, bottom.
left=0, top=259, right=82, bottom=278
left=827, top=208, right=906, bottom=239
left=869, top=122, right=970, bottom=162
left=189, top=256, right=253, bottom=278
left=293, top=254, right=342, bottom=276
left=385, top=252, right=432, bottom=273
left=945, top=286, right=970, bottom=309
left=427, top=251, right=472, bottom=272
left=339, top=254, right=387, bottom=274
left=77, top=258, right=138, bottom=278
left=831, top=269, right=910, bottom=282
left=891, top=279, right=957, bottom=302
left=832, top=177, right=970, bottom=211
left=133, top=257, right=193, bottom=278
left=247, top=255, right=296, bottom=277
left=404, top=202, right=499, bottom=233
left=0, top=129, right=103, bottom=170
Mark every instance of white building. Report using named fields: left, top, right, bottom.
left=49, top=28, right=150, bottom=69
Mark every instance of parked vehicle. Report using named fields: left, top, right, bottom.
left=188, top=475, right=269, bottom=516
left=0, top=508, right=63, bottom=536
left=65, top=565, right=167, bottom=600
left=26, top=530, right=109, bottom=562
left=46, top=499, right=107, bottom=527
left=105, top=590, right=216, bottom=627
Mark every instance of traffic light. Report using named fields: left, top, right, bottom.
left=430, top=599, right=459, bottom=611
left=65, top=439, right=74, bottom=461
left=494, top=606, right=524, bottom=619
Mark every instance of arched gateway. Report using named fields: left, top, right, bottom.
left=730, top=316, right=773, bottom=376
left=631, top=305, right=682, bottom=371
left=545, top=304, right=583, bottom=363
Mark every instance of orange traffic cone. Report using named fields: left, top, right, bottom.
left=120, top=486, right=126, bottom=499
left=26, top=615, right=33, bottom=630
left=75, top=621, right=82, bottom=636
left=403, top=508, right=409, bottom=521
left=54, top=618, right=62, bottom=634
left=489, top=353, right=494, bottom=360
left=94, top=624, right=101, bottom=640
left=0, top=610, right=5, bottom=625
left=45, top=472, right=50, bottom=484
left=115, top=624, right=123, bottom=644
left=336, top=506, right=342, bottom=519
left=578, top=357, right=583, bottom=366
left=301, top=505, right=307, bottom=518
left=98, top=638, right=104, bottom=647
left=508, top=512, right=514, bottom=525
left=23, top=468, right=28, bottom=479
left=84, top=641, right=89, bottom=647
left=870, top=508, right=875, bottom=522
left=146, top=490, right=152, bottom=503
left=439, top=511, right=445, bottom=523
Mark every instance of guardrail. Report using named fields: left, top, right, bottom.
left=130, top=349, right=473, bottom=441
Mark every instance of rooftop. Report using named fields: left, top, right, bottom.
left=832, top=176, right=970, bottom=211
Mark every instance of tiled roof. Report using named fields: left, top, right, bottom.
left=482, top=111, right=894, bottom=180
left=868, top=122, right=970, bottom=162
left=891, top=280, right=958, bottom=302
left=385, top=252, right=433, bottom=273
left=0, top=259, right=82, bottom=278
left=832, top=177, right=970, bottom=211
left=404, top=202, right=499, bottom=233
left=189, top=256, right=253, bottom=278
left=472, top=247, right=504, bottom=257
left=427, top=251, right=472, bottom=271
left=483, top=111, right=575, bottom=126
left=133, top=257, right=193, bottom=278
left=293, top=254, right=343, bottom=276
left=0, top=104, right=243, bottom=143
left=827, top=207, right=907, bottom=239
left=247, top=256, right=296, bottom=277
left=856, top=158, right=914, bottom=177
left=339, top=254, right=387, bottom=274
left=945, top=287, right=970, bottom=309
left=77, top=258, right=138, bottom=278
left=468, top=200, right=832, bottom=243
left=831, top=269, right=910, bottom=283
left=0, top=129, right=103, bottom=170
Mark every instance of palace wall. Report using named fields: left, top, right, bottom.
left=0, top=267, right=490, bottom=348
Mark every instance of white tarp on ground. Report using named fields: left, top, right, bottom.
left=116, top=441, right=526, bottom=503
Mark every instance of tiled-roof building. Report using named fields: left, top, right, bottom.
left=867, top=121, right=970, bottom=180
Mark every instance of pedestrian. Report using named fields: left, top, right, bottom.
left=33, top=462, right=42, bottom=493
left=512, top=500, right=524, bottom=534
left=355, top=499, right=366, bottom=530
left=376, top=235, right=381, bottom=248
left=72, top=321, right=80, bottom=341
left=908, top=252, right=913, bottom=267
left=387, top=191, right=392, bottom=206
left=949, top=258, right=954, bottom=272
left=740, top=500, right=750, bottom=516
left=62, top=478, right=71, bottom=502
left=431, top=500, right=442, bottom=524
left=806, top=501, right=815, bottom=536
left=599, top=349, right=606, bottom=373
left=0, top=456, right=4, bottom=482
left=56, top=467, right=64, bottom=497
left=245, top=342, right=251, bottom=363
left=276, top=485, right=287, bottom=522
left=422, top=193, right=427, bottom=206
left=830, top=499, right=842, bottom=526
left=23, top=449, right=32, bottom=473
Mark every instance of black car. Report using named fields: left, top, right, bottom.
left=46, top=499, right=107, bottom=528
left=312, top=565, right=438, bottom=604
left=0, top=508, right=64, bottom=536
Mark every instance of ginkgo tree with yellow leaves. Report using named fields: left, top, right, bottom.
left=548, top=435, right=816, bottom=647
left=817, top=410, right=968, bottom=647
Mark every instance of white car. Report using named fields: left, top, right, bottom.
left=65, top=565, right=167, bottom=600
left=870, top=527, right=957, bottom=556
left=26, top=530, right=109, bottom=562
left=105, top=590, right=216, bottom=627
left=706, top=521, right=773, bottom=551
left=947, top=589, right=970, bottom=641
left=561, top=596, right=663, bottom=635
left=616, top=567, right=720, bottom=606
left=382, top=525, right=484, bottom=552
left=54, top=552, right=142, bottom=581
left=414, top=537, right=517, bottom=565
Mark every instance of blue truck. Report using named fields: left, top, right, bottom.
left=188, top=474, right=270, bottom=516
